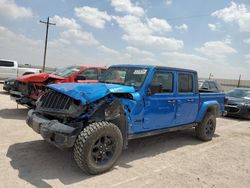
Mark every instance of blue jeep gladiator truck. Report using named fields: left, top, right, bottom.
left=26, top=65, right=226, bottom=174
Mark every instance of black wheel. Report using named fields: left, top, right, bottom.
left=73, top=121, right=123, bottom=175
left=195, top=112, right=216, bottom=141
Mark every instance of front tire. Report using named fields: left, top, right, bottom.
left=195, top=112, right=216, bottom=141
left=73, top=121, right=123, bottom=175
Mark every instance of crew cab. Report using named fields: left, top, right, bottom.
left=26, top=65, right=226, bottom=174
left=10, top=65, right=106, bottom=107
left=0, top=59, right=40, bottom=80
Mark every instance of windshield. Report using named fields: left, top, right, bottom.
left=52, top=66, right=81, bottom=77
left=226, top=89, right=250, bottom=99
left=99, top=67, right=148, bottom=88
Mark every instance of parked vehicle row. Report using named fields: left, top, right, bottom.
left=9, top=65, right=107, bottom=108
left=3, top=62, right=249, bottom=175
left=0, top=59, right=40, bottom=80
left=25, top=64, right=226, bottom=174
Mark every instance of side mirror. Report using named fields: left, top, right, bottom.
left=148, top=84, right=162, bottom=95
left=76, top=75, right=86, bottom=81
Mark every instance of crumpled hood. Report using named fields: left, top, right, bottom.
left=17, top=73, right=65, bottom=83
left=48, top=83, right=136, bottom=105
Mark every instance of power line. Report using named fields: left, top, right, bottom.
left=40, top=17, right=56, bottom=72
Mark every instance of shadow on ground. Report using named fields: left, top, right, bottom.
left=220, top=116, right=250, bottom=122
left=6, top=128, right=214, bottom=187
left=0, top=108, right=28, bottom=120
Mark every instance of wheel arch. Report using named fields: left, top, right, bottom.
left=88, top=98, right=129, bottom=149
left=196, top=101, right=220, bottom=122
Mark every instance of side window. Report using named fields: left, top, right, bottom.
left=202, top=82, right=209, bottom=89
left=78, top=69, right=98, bottom=80
left=151, top=72, right=173, bottom=93
left=178, top=73, right=193, bottom=93
left=0, top=61, right=14, bottom=67
left=209, top=82, right=217, bottom=90
left=100, top=69, right=107, bottom=76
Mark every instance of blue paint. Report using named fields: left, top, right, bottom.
left=48, top=65, right=225, bottom=135
left=48, top=83, right=135, bottom=105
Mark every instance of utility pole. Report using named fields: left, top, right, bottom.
left=208, top=73, right=213, bottom=80
left=237, top=74, right=241, bottom=88
left=40, top=17, right=56, bottom=72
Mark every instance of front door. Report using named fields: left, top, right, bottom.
left=143, top=70, right=177, bottom=130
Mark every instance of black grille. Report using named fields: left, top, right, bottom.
left=39, top=91, right=74, bottom=110
left=226, top=106, right=240, bottom=113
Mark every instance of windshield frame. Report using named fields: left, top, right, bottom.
left=99, top=66, right=149, bottom=89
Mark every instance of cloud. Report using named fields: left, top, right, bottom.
left=60, top=29, right=99, bottom=45
left=0, top=25, right=108, bottom=67
left=212, top=2, right=250, bottom=32
left=243, top=38, right=250, bottom=44
left=0, top=0, right=32, bottom=19
left=114, top=15, right=151, bottom=35
left=97, top=45, right=120, bottom=55
left=75, top=6, right=111, bottom=29
left=123, top=34, right=183, bottom=51
left=51, top=15, right=80, bottom=30
left=110, top=0, right=144, bottom=17
left=195, top=40, right=237, bottom=58
left=161, top=52, right=208, bottom=64
left=208, top=23, right=222, bottom=32
left=245, top=53, right=250, bottom=63
left=126, top=46, right=154, bottom=57
left=114, top=15, right=183, bottom=50
left=147, top=17, right=172, bottom=33
left=165, top=0, right=172, bottom=6
left=160, top=51, right=250, bottom=79
left=175, top=24, right=188, bottom=32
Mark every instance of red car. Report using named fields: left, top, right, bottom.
left=10, top=65, right=107, bottom=107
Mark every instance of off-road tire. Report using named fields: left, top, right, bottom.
left=73, top=121, right=123, bottom=175
left=195, top=112, right=216, bottom=141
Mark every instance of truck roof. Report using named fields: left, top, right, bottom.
left=110, top=64, right=197, bottom=74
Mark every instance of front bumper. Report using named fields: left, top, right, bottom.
left=10, top=90, right=35, bottom=107
left=225, top=105, right=250, bottom=119
left=26, top=110, right=79, bottom=149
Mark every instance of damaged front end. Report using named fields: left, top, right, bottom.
left=27, top=88, right=130, bottom=149
left=10, top=80, right=46, bottom=108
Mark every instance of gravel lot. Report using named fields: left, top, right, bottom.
left=0, top=84, right=249, bottom=188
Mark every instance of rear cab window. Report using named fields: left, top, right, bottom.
left=178, top=73, right=194, bottom=93
left=0, top=60, right=14, bottom=67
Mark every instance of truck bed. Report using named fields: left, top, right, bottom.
left=200, top=92, right=225, bottom=114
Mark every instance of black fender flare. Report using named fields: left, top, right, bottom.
left=88, top=99, right=129, bottom=149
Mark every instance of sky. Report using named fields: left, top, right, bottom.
left=0, top=0, right=250, bottom=79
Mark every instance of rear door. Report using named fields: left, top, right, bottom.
left=0, top=60, right=16, bottom=79
left=175, top=72, right=199, bottom=125
left=143, top=70, right=177, bottom=130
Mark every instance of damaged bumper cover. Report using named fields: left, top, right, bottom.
left=10, top=90, right=36, bottom=106
left=26, top=110, right=80, bottom=149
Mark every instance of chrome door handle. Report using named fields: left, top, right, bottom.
left=187, top=99, right=194, bottom=102
left=168, top=100, right=176, bottom=103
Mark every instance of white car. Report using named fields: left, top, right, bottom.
left=0, top=59, right=41, bottom=80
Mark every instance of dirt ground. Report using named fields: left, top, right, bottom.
left=0, top=84, right=249, bottom=188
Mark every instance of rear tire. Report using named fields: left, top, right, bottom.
left=73, top=121, right=123, bottom=175
left=195, top=112, right=216, bottom=141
